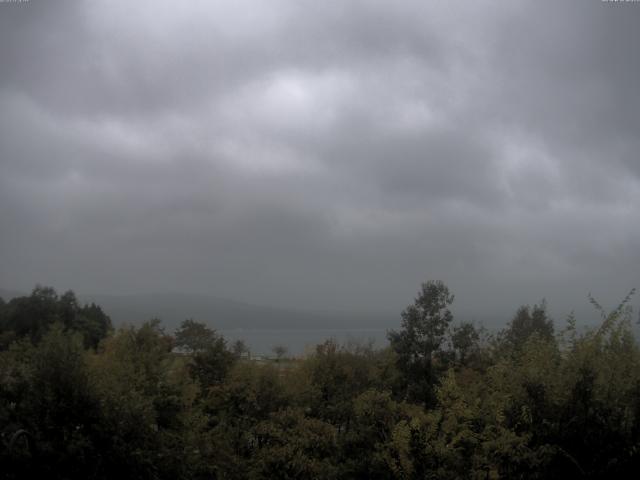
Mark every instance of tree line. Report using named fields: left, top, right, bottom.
left=1, top=282, right=639, bottom=479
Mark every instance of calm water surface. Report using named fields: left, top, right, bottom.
left=220, top=328, right=389, bottom=356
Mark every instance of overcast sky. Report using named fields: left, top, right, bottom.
left=1, top=0, right=639, bottom=322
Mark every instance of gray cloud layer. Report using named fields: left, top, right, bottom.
left=1, top=0, right=639, bottom=321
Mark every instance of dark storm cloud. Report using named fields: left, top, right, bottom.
left=1, top=0, right=639, bottom=321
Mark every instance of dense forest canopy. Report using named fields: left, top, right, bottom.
left=1, top=282, right=640, bottom=479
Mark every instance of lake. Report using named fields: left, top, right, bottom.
left=220, top=328, right=390, bottom=356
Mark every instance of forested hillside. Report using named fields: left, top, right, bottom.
left=2, top=283, right=640, bottom=479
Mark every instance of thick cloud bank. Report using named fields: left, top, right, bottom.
left=1, top=1, right=639, bottom=321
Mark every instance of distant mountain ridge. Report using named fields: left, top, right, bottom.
left=84, top=292, right=398, bottom=331
left=0, top=288, right=396, bottom=332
